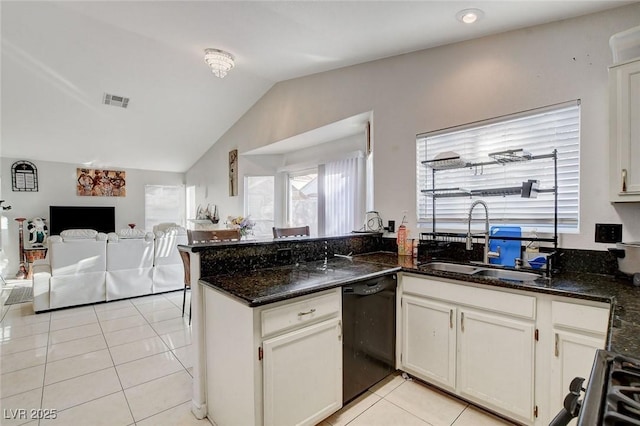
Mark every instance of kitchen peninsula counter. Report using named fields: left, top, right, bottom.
left=198, top=258, right=400, bottom=307
left=190, top=244, right=640, bottom=423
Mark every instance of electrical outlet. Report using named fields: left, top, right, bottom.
left=276, top=248, right=292, bottom=262
left=387, top=220, right=395, bottom=233
left=595, top=223, right=622, bottom=243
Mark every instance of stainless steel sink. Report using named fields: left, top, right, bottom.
left=471, top=268, right=540, bottom=282
left=419, top=262, right=478, bottom=274
left=419, top=261, right=541, bottom=282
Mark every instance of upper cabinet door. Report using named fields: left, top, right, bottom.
left=610, top=59, right=640, bottom=201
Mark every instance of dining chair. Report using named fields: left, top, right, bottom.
left=188, top=228, right=242, bottom=244
left=180, top=228, right=242, bottom=323
left=272, top=226, right=310, bottom=238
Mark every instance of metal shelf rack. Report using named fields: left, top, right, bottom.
left=420, top=149, right=559, bottom=251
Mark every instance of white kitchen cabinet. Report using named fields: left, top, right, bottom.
left=401, top=295, right=456, bottom=391
left=457, top=308, right=535, bottom=424
left=263, top=318, right=342, bottom=426
left=204, top=287, right=342, bottom=426
left=400, top=274, right=537, bottom=424
left=609, top=58, right=640, bottom=201
left=547, top=300, right=608, bottom=425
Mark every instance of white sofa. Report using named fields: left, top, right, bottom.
left=33, top=229, right=108, bottom=311
left=33, top=226, right=187, bottom=312
left=152, top=224, right=188, bottom=294
left=106, top=229, right=155, bottom=301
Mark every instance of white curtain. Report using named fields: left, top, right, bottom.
left=324, top=154, right=365, bottom=235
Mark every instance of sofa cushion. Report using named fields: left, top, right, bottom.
left=153, top=222, right=181, bottom=233
left=58, top=229, right=108, bottom=241
left=60, top=229, right=98, bottom=239
left=118, top=228, right=147, bottom=239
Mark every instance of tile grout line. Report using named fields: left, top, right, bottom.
left=131, top=399, right=195, bottom=425
left=377, top=381, right=438, bottom=426
left=449, top=403, right=469, bottom=426
left=38, top=301, right=52, bottom=426
left=94, top=301, right=138, bottom=425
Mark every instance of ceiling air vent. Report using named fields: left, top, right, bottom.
left=103, top=93, right=130, bottom=109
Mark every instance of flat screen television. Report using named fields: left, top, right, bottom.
left=49, top=206, right=116, bottom=236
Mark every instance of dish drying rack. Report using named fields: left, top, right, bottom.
left=420, top=148, right=559, bottom=252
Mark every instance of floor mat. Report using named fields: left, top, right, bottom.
left=4, top=286, right=33, bottom=305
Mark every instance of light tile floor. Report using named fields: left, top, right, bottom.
left=318, top=373, right=517, bottom=426
left=2, top=281, right=516, bottom=426
left=1, top=281, right=207, bottom=426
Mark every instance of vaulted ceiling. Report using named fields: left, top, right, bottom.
left=1, top=1, right=632, bottom=172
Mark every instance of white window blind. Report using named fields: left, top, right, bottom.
left=245, top=176, right=275, bottom=237
left=416, top=101, right=580, bottom=232
left=284, top=152, right=365, bottom=236
left=324, top=155, right=365, bottom=236
left=144, top=185, right=185, bottom=231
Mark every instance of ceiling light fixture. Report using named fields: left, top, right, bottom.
left=456, top=8, right=484, bottom=24
left=204, top=48, right=235, bottom=78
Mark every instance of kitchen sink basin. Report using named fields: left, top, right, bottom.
left=471, top=268, right=540, bottom=282
left=419, top=262, right=478, bottom=274
left=419, top=261, right=542, bottom=282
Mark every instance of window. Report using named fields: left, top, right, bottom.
left=245, top=176, right=275, bottom=237
left=285, top=154, right=365, bottom=236
left=287, top=169, right=319, bottom=235
left=144, top=185, right=185, bottom=231
left=416, top=101, right=580, bottom=232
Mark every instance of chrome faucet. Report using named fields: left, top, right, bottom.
left=466, top=200, right=500, bottom=264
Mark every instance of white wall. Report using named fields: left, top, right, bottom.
left=190, top=4, right=640, bottom=251
left=0, top=157, right=183, bottom=277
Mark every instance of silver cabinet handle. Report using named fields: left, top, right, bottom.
left=298, top=308, right=316, bottom=317
left=554, top=333, right=559, bottom=357
left=449, top=309, right=453, bottom=329
left=461, top=312, right=465, bottom=332
left=622, top=169, right=628, bottom=192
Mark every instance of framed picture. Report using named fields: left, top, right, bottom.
left=12, top=160, right=38, bottom=192
left=77, top=168, right=126, bottom=197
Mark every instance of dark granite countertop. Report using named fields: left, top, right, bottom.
left=199, top=250, right=640, bottom=357
left=199, top=257, right=401, bottom=307
left=353, top=251, right=640, bottom=357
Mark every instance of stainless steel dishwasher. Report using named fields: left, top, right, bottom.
left=342, top=274, right=397, bottom=404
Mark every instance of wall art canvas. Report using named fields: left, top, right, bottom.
left=229, top=149, right=238, bottom=196
left=77, top=168, right=126, bottom=197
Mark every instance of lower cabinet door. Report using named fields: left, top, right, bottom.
left=549, top=329, right=605, bottom=425
left=457, top=309, right=535, bottom=423
left=263, top=317, right=342, bottom=426
left=401, top=295, right=456, bottom=390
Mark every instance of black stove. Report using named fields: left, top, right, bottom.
left=577, top=350, right=640, bottom=426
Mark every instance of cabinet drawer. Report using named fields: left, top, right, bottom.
left=403, top=274, right=536, bottom=320
left=551, top=301, right=610, bottom=335
left=261, top=290, right=340, bottom=337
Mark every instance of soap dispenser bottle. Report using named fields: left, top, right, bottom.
left=397, top=215, right=408, bottom=255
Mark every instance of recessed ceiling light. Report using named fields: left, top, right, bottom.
left=456, top=8, right=484, bottom=24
